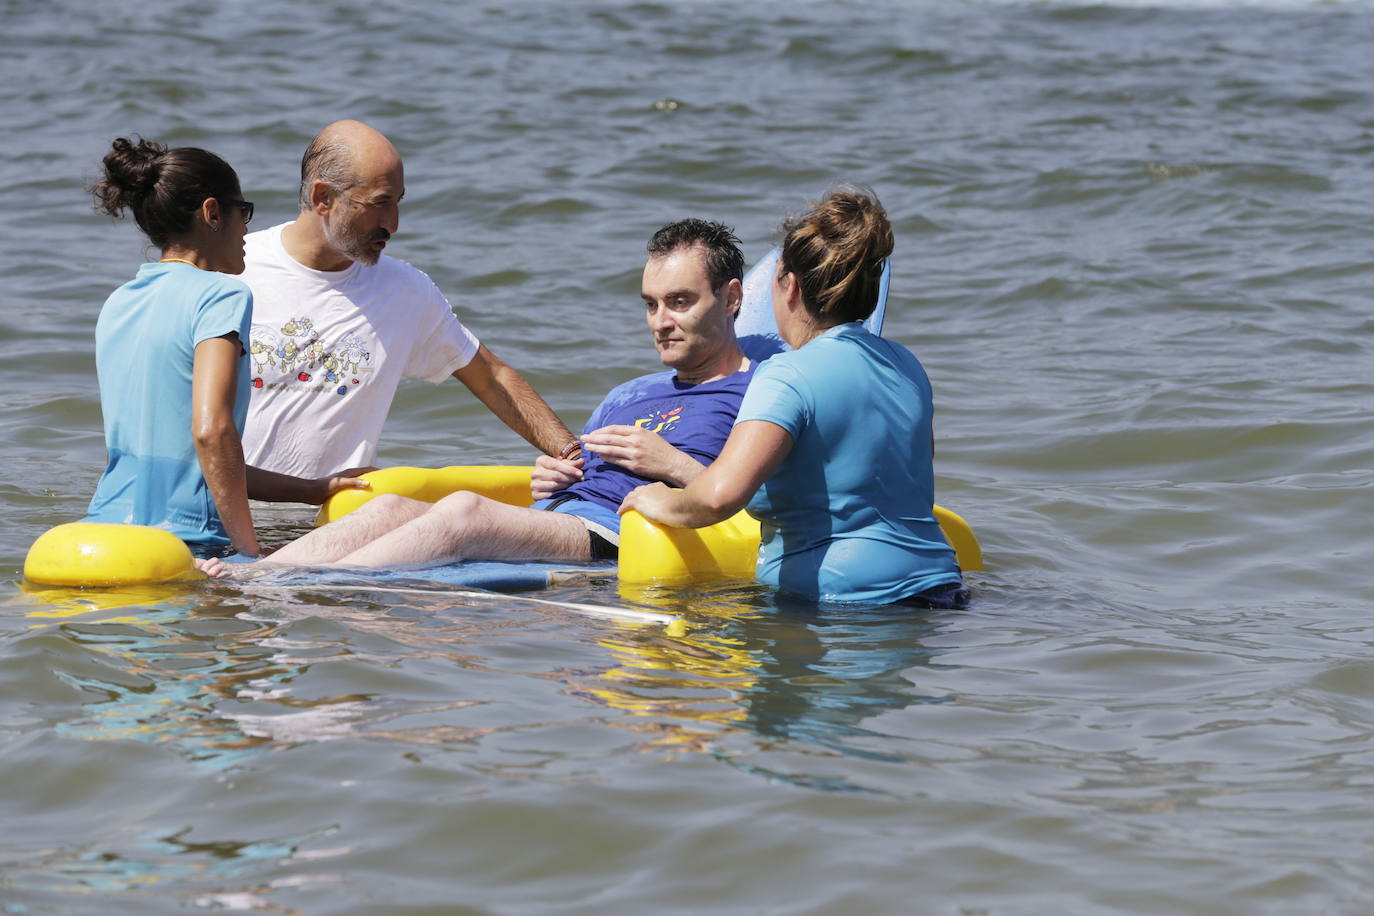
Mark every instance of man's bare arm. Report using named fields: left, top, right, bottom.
left=452, top=344, right=575, bottom=456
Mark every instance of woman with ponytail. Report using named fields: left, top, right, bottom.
left=85, top=138, right=366, bottom=559
left=621, top=187, right=967, bottom=607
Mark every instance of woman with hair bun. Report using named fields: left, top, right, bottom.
left=85, top=137, right=364, bottom=559
left=85, top=136, right=264, bottom=557
left=621, top=187, right=967, bottom=607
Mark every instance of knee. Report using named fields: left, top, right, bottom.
left=431, top=489, right=487, bottom=519
left=369, top=493, right=415, bottom=512
left=347, top=493, right=426, bottom=525
left=430, top=491, right=515, bottom=536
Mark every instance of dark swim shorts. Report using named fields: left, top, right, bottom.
left=187, top=542, right=236, bottom=560
left=533, top=494, right=620, bottom=560
left=901, top=582, right=972, bottom=610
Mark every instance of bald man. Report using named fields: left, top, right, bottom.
left=240, top=119, right=576, bottom=479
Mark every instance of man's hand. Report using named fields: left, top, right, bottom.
left=580, top=425, right=703, bottom=487
left=531, top=454, right=584, bottom=502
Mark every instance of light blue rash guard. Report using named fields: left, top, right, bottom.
left=735, top=322, right=961, bottom=604
left=84, top=262, right=253, bottom=551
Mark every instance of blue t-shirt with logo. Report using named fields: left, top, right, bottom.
left=557, top=363, right=756, bottom=513
left=735, top=322, right=961, bottom=604
left=84, top=262, right=253, bottom=550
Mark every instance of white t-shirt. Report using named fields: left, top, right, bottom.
left=240, top=222, right=480, bottom=477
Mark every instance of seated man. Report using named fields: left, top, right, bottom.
left=204, top=219, right=754, bottom=574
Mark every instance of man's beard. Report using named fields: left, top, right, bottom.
left=327, top=218, right=389, bottom=267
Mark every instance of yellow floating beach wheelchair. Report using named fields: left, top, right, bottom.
left=25, top=466, right=982, bottom=588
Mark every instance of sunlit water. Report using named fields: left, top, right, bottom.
left=2, top=1, right=1372, bottom=913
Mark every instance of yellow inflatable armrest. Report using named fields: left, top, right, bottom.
left=24, top=522, right=204, bottom=587
left=934, top=505, right=983, bottom=572
left=618, top=508, right=761, bottom=586
left=618, top=503, right=983, bottom=585
left=316, top=465, right=535, bottom=524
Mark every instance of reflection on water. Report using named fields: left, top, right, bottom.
left=13, top=576, right=960, bottom=786
left=14, top=585, right=312, bottom=770
left=9, top=822, right=340, bottom=898
left=11, top=581, right=535, bottom=774
left=576, top=583, right=957, bottom=788
left=567, top=588, right=765, bottom=753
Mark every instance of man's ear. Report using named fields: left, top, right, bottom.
left=309, top=180, right=335, bottom=215
left=723, top=277, right=743, bottom=318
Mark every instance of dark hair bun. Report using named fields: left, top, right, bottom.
left=92, top=137, right=168, bottom=217
left=88, top=136, right=241, bottom=249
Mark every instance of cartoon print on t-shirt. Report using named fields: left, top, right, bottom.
left=250, top=337, right=278, bottom=373
left=331, top=334, right=370, bottom=378
left=250, top=318, right=372, bottom=394
left=633, top=405, right=683, bottom=435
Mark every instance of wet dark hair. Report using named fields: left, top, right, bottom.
left=646, top=218, right=745, bottom=291
left=90, top=137, right=241, bottom=249
left=779, top=185, right=894, bottom=324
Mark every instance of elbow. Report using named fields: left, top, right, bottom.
left=696, top=478, right=748, bottom=522
left=191, top=417, right=238, bottom=451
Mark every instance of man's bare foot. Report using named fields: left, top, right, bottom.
left=194, top=557, right=231, bottom=579
left=193, top=556, right=283, bottom=580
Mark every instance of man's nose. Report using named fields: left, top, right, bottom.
left=382, top=202, right=400, bottom=233
left=647, top=303, right=671, bottom=329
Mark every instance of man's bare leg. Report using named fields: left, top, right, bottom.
left=261, top=494, right=433, bottom=566
left=336, top=490, right=592, bottom=567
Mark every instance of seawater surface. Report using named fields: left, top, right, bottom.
left=1, top=1, right=1372, bottom=913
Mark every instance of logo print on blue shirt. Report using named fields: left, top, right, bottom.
left=633, top=405, right=683, bottom=434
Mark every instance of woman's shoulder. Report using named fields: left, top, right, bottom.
left=829, top=323, right=925, bottom=368
left=143, top=263, right=252, bottom=302
left=751, top=348, right=809, bottom=382
left=194, top=270, right=254, bottom=309
left=161, top=270, right=254, bottom=322
left=205, top=271, right=253, bottom=295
